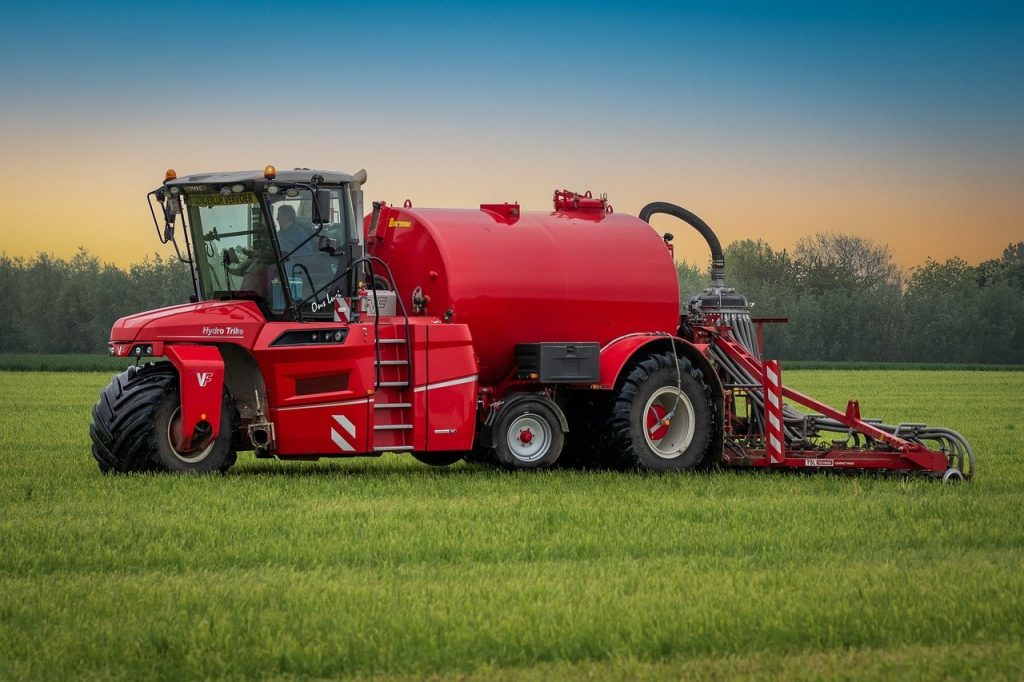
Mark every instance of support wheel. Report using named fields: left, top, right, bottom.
left=604, top=351, right=712, bottom=472
left=494, top=400, right=565, bottom=470
left=90, top=363, right=239, bottom=474
left=411, top=451, right=463, bottom=467
left=941, top=468, right=965, bottom=483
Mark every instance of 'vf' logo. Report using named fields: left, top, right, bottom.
left=196, top=372, right=215, bottom=387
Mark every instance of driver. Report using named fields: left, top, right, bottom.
left=238, top=233, right=276, bottom=299
left=276, top=205, right=314, bottom=254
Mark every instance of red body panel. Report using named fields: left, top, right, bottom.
left=253, top=320, right=478, bottom=456
left=422, top=324, right=478, bottom=451
left=366, top=205, right=679, bottom=385
left=112, top=300, right=266, bottom=345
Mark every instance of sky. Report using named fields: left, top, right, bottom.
left=0, top=1, right=1021, bottom=270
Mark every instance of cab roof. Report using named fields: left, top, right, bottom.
left=165, top=168, right=360, bottom=187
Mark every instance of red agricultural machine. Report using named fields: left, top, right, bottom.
left=90, top=167, right=974, bottom=480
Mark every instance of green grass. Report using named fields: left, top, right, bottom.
left=1, top=370, right=1022, bottom=680
left=782, top=360, right=1024, bottom=371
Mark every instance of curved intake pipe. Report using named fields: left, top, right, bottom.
left=639, top=202, right=725, bottom=289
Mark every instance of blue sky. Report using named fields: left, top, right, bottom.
left=1, top=1, right=1021, bottom=266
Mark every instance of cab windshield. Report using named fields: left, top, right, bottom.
left=184, top=186, right=356, bottom=319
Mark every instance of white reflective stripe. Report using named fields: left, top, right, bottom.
left=330, top=428, right=355, bottom=452
left=330, top=414, right=357, bottom=451
left=766, top=367, right=779, bottom=386
left=278, top=397, right=370, bottom=412
left=413, top=375, right=478, bottom=393
left=768, top=435, right=783, bottom=459
left=767, top=392, right=780, bottom=409
left=333, top=415, right=356, bottom=438
left=768, top=413, right=781, bottom=431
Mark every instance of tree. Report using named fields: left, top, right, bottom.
left=793, top=232, right=901, bottom=293
left=676, top=261, right=707, bottom=303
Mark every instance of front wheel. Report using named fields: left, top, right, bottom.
left=604, top=352, right=713, bottom=472
left=90, top=363, right=238, bottom=474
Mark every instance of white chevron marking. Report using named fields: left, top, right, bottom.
left=330, top=414, right=356, bottom=451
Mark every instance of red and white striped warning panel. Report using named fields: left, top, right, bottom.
left=763, top=360, right=784, bottom=463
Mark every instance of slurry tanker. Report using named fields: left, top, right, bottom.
left=90, top=167, right=973, bottom=480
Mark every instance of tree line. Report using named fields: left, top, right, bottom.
left=0, top=250, right=191, bottom=354
left=678, top=235, right=1024, bottom=364
left=1, top=236, right=1022, bottom=363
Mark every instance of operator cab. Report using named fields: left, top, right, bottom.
left=151, top=167, right=366, bottom=321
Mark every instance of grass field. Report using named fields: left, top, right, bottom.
left=1, top=369, right=1022, bottom=680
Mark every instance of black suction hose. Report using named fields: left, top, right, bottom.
left=639, top=202, right=725, bottom=288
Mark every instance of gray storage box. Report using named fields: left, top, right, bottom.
left=515, top=342, right=600, bottom=383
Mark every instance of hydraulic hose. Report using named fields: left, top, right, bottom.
left=639, top=202, right=726, bottom=288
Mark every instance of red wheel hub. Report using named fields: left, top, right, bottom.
left=518, top=429, right=534, bottom=444
left=646, top=405, right=669, bottom=440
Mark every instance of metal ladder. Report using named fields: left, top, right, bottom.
left=371, top=323, right=414, bottom=453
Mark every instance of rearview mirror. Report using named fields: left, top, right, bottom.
left=313, top=189, right=331, bottom=225
left=162, top=200, right=177, bottom=241
left=318, top=235, right=338, bottom=255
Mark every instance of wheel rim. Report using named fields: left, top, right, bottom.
left=942, top=468, right=964, bottom=483
left=642, top=387, right=696, bottom=459
left=506, top=413, right=551, bottom=463
left=166, top=407, right=216, bottom=464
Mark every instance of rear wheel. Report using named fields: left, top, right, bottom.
left=90, top=363, right=238, bottom=474
left=603, top=352, right=712, bottom=472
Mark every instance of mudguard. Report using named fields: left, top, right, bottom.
left=480, top=392, right=569, bottom=449
left=599, top=333, right=721, bottom=397
left=164, top=345, right=225, bottom=449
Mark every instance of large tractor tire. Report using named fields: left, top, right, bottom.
left=601, top=351, right=713, bottom=472
left=90, top=363, right=239, bottom=474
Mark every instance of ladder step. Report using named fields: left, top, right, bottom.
left=378, top=338, right=407, bottom=345
left=374, top=402, right=412, bottom=409
left=375, top=360, right=409, bottom=366
left=375, top=424, right=413, bottom=431
left=374, top=445, right=411, bottom=452
left=378, top=381, right=409, bottom=388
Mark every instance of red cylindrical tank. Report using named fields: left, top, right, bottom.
left=366, top=201, right=680, bottom=385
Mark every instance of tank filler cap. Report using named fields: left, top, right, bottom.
left=553, top=189, right=608, bottom=213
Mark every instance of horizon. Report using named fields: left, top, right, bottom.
left=1, top=2, right=1021, bottom=269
